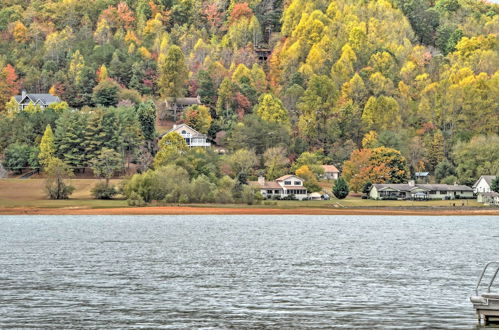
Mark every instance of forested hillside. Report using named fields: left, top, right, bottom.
left=0, top=0, right=498, bottom=190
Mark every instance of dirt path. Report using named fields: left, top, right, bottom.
left=1, top=206, right=498, bottom=216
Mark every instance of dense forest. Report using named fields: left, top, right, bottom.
left=0, top=0, right=498, bottom=197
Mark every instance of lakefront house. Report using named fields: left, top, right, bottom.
left=14, top=90, right=61, bottom=111
left=250, top=175, right=308, bottom=200
left=369, top=181, right=474, bottom=200
left=473, top=175, right=496, bottom=193
left=164, top=124, right=211, bottom=147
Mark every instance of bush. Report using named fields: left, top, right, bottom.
left=91, top=182, right=118, bottom=200
left=381, top=196, right=398, bottom=200
left=241, top=185, right=256, bottom=205
left=127, top=191, right=146, bottom=207
left=44, top=158, right=74, bottom=200
left=282, top=194, right=297, bottom=200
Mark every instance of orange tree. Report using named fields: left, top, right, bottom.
left=343, top=147, right=409, bottom=192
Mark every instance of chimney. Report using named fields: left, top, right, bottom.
left=408, top=180, right=415, bottom=186
left=258, top=176, right=265, bottom=186
left=21, top=90, right=27, bottom=99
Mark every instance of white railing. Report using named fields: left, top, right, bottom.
left=190, top=141, right=211, bottom=147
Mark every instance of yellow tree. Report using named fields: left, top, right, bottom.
left=362, top=96, right=401, bottom=131
left=158, top=45, right=188, bottom=99
left=39, top=125, right=56, bottom=169
left=154, top=132, right=188, bottom=168
left=255, top=94, right=289, bottom=125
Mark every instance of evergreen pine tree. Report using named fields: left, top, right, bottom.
left=54, top=111, right=88, bottom=171
left=333, top=177, right=349, bottom=199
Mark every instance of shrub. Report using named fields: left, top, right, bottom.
left=127, top=191, right=146, bottom=207
left=241, top=185, right=256, bottom=205
left=44, top=158, right=74, bottom=200
left=91, top=182, right=118, bottom=200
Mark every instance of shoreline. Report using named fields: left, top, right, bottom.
left=0, top=206, right=498, bottom=216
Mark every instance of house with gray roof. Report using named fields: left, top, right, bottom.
left=369, top=181, right=474, bottom=200
left=14, top=90, right=61, bottom=111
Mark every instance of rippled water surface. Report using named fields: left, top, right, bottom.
left=0, top=215, right=498, bottom=328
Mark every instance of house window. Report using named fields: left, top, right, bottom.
left=439, top=191, right=446, bottom=194
left=294, top=181, right=301, bottom=185
left=267, top=190, right=272, bottom=194
left=274, top=190, right=280, bottom=194
left=284, top=181, right=291, bottom=185
left=429, top=191, right=436, bottom=194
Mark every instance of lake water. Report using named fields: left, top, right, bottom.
left=0, top=215, right=498, bottom=328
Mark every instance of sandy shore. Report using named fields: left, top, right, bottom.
left=0, top=206, right=498, bottom=216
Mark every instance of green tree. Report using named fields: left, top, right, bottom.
left=91, top=148, right=123, bottom=185
left=452, top=135, right=499, bottom=185
left=158, top=45, right=188, bottom=98
left=44, top=158, right=75, bottom=200
left=434, top=158, right=456, bottom=183
left=55, top=111, right=88, bottom=170
left=38, top=124, right=56, bottom=169
left=136, top=100, right=157, bottom=144
left=2, top=143, right=38, bottom=174
left=226, top=149, right=258, bottom=178
left=491, top=177, right=499, bottom=193
left=92, top=79, right=120, bottom=107
left=333, top=177, right=349, bottom=199
left=263, top=147, right=290, bottom=180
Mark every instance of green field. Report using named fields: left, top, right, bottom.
left=0, top=178, right=486, bottom=210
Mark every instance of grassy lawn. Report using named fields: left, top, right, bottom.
left=0, top=179, right=126, bottom=209
left=0, top=179, right=485, bottom=210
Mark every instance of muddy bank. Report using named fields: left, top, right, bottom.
left=0, top=206, right=498, bottom=216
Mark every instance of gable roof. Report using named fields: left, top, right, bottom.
left=473, top=175, right=496, bottom=188
left=276, top=175, right=303, bottom=182
left=249, top=181, right=282, bottom=189
left=163, top=123, right=207, bottom=139
left=322, top=165, right=339, bottom=173
left=14, top=93, right=60, bottom=105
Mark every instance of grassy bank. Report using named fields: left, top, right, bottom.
left=0, top=178, right=490, bottom=213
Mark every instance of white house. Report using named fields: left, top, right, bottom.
left=369, top=181, right=474, bottom=200
left=473, top=175, right=496, bottom=193
left=321, top=165, right=340, bottom=180
left=14, top=90, right=61, bottom=111
left=250, top=175, right=308, bottom=200
left=164, top=124, right=211, bottom=147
